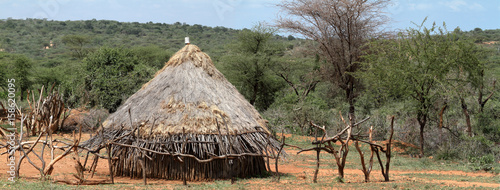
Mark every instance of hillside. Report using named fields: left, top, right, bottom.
left=0, top=19, right=243, bottom=61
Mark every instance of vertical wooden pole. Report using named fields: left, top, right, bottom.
left=182, top=159, right=187, bottom=185
left=313, top=126, right=319, bottom=183
left=274, top=132, right=285, bottom=182
left=142, top=155, right=147, bottom=185
left=313, top=149, right=320, bottom=183
left=265, top=133, right=272, bottom=172
left=182, top=128, right=187, bottom=185
left=385, top=116, right=395, bottom=182
left=83, top=151, right=90, bottom=169
left=230, top=159, right=234, bottom=184
left=107, top=144, right=114, bottom=184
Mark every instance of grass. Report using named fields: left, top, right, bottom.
left=1, top=178, right=71, bottom=190
left=401, top=173, right=500, bottom=184
left=1, top=165, right=497, bottom=190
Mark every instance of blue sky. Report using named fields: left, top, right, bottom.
left=0, top=0, right=499, bottom=32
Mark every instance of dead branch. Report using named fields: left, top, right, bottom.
left=354, top=125, right=376, bottom=182
left=43, top=143, right=76, bottom=176
left=23, top=85, right=67, bottom=136
left=298, top=114, right=397, bottom=182
left=297, top=147, right=334, bottom=154
left=311, top=117, right=370, bottom=145
left=44, top=124, right=82, bottom=176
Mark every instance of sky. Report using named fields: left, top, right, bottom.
left=0, top=0, right=499, bottom=33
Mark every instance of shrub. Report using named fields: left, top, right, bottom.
left=469, top=154, right=495, bottom=171
left=435, top=147, right=460, bottom=160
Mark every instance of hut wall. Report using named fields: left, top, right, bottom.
left=111, top=146, right=267, bottom=180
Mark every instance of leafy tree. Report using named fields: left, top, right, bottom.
left=61, top=35, right=91, bottom=59
left=271, top=42, right=326, bottom=133
left=34, top=67, right=61, bottom=89
left=129, top=45, right=172, bottom=69
left=359, top=21, right=483, bottom=156
left=84, top=47, right=155, bottom=112
left=220, top=23, right=285, bottom=111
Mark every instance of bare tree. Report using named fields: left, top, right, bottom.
left=276, top=0, right=390, bottom=120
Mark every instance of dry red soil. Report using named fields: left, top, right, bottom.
left=1, top=133, right=498, bottom=189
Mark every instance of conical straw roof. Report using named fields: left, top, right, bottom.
left=101, top=44, right=269, bottom=137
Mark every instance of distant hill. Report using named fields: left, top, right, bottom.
left=459, top=28, right=500, bottom=43
left=0, top=18, right=248, bottom=62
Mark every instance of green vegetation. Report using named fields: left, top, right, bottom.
left=0, top=18, right=499, bottom=171
left=220, top=23, right=286, bottom=111
left=84, top=47, right=159, bottom=112
left=358, top=21, right=484, bottom=156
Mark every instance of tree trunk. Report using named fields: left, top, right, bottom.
left=313, top=149, right=320, bottom=183
left=419, top=124, right=425, bottom=157
left=438, top=103, right=447, bottom=145
left=250, top=82, right=258, bottom=105
left=338, top=165, right=344, bottom=180
left=477, top=80, right=496, bottom=114
left=20, top=89, right=24, bottom=101
left=417, top=110, right=427, bottom=157
left=346, top=78, right=356, bottom=122
left=460, top=97, right=472, bottom=137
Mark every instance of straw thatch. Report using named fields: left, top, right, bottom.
left=83, top=44, right=283, bottom=180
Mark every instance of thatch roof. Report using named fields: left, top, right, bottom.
left=102, top=44, right=268, bottom=137
left=83, top=44, right=282, bottom=180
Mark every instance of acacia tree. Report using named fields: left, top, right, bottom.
left=276, top=0, right=390, bottom=120
left=446, top=39, right=485, bottom=137
left=220, top=23, right=285, bottom=111
left=360, top=21, right=482, bottom=156
left=61, top=35, right=91, bottom=59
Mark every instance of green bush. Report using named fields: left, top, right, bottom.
left=435, top=147, right=460, bottom=160
left=469, top=154, right=495, bottom=171
left=476, top=100, right=500, bottom=143
left=264, top=88, right=334, bottom=136
left=84, top=47, right=156, bottom=112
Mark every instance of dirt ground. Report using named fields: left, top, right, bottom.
left=1, top=133, right=499, bottom=189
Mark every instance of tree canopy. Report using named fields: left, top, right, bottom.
left=276, top=0, right=390, bottom=121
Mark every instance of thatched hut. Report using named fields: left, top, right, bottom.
left=83, top=44, right=283, bottom=180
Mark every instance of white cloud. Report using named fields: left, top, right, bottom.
left=469, top=3, right=485, bottom=11
left=408, top=3, right=433, bottom=11
left=441, top=0, right=485, bottom=12
left=441, top=0, right=467, bottom=12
